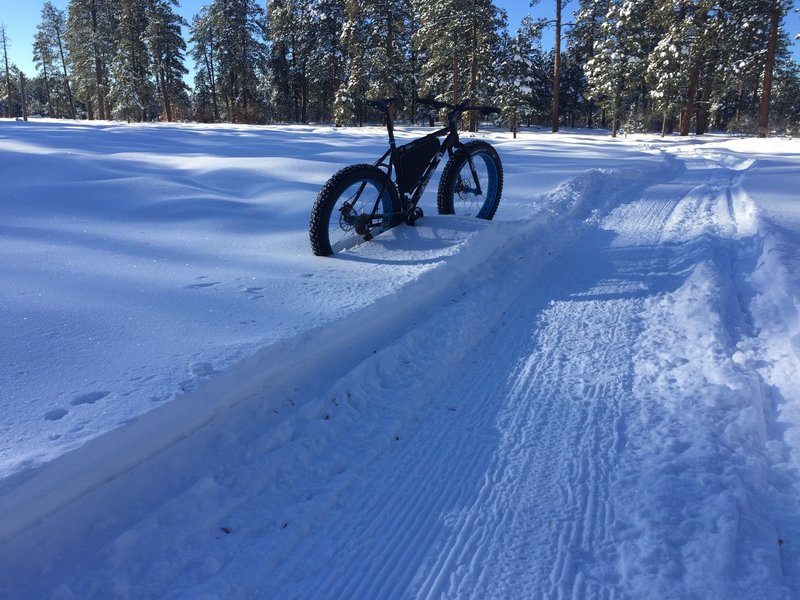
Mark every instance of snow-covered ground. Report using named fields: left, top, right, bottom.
left=1, top=119, right=799, bottom=598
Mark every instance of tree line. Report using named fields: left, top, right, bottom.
left=1, top=0, right=798, bottom=136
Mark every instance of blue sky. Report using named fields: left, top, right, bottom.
left=2, top=1, right=798, bottom=77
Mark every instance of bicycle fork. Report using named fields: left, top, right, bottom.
left=459, top=154, right=484, bottom=196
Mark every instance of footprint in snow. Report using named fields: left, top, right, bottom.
left=241, top=286, right=265, bottom=300
left=190, top=362, right=215, bottom=377
left=44, top=408, right=69, bottom=421
left=186, top=281, right=221, bottom=289
left=70, top=391, right=110, bottom=406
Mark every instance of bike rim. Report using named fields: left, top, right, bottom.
left=455, top=151, right=498, bottom=218
left=329, top=178, right=393, bottom=253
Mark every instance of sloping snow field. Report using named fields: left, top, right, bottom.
left=1, top=119, right=799, bottom=598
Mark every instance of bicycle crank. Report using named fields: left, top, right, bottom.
left=406, top=206, right=424, bottom=226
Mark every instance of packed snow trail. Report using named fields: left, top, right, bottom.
left=0, top=144, right=797, bottom=599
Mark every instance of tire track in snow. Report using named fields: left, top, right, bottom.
left=262, top=168, right=696, bottom=599
left=418, top=221, right=666, bottom=599
left=282, top=153, right=781, bottom=599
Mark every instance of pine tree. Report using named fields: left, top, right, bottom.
left=189, top=8, right=220, bottom=121
left=496, top=17, right=546, bottom=136
left=108, top=0, right=152, bottom=121
left=669, top=1, right=714, bottom=136
left=583, top=0, right=650, bottom=136
left=646, top=0, right=691, bottom=136
left=65, top=0, right=116, bottom=120
left=704, top=0, right=791, bottom=133
left=571, top=0, right=606, bottom=127
left=334, top=0, right=412, bottom=125
left=305, top=0, right=347, bottom=122
left=757, top=0, right=788, bottom=136
left=266, top=0, right=295, bottom=121
left=334, top=0, right=368, bottom=125
left=24, top=73, right=57, bottom=117
left=2, top=25, right=14, bottom=118
left=33, top=31, right=57, bottom=117
left=770, top=58, right=800, bottom=134
left=559, top=49, right=590, bottom=128
left=38, top=3, right=77, bottom=119
left=268, top=0, right=333, bottom=123
left=203, top=0, right=268, bottom=123
left=551, top=0, right=564, bottom=132
left=144, top=0, right=189, bottom=121
left=414, top=0, right=505, bottom=130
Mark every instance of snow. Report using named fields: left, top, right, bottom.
left=1, top=119, right=799, bottom=598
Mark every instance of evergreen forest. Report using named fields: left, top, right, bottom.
left=1, top=0, right=799, bottom=136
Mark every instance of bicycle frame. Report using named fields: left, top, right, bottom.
left=351, top=97, right=492, bottom=234
left=375, top=124, right=458, bottom=204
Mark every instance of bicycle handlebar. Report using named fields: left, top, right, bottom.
left=415, top=97, right=500, bottom=115
left=367, top=96, right=500, bottom=117
left=367, top=97, right=400, bottom=112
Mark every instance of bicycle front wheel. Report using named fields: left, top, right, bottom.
left=437, top=141, right=503, bottom=219
left=309, top=164, right=401, bottom=256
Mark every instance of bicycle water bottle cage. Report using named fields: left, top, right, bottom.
left=396, top=135, right=440, bottom=193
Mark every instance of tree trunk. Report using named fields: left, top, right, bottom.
left=90, top=0, right=106, bottom=120
left=42, top=61, right=55, bottom=118
left=20, top=71, right=28, bottom=121
left=696, top=70, right=713, bottom=135
left=611, top=94, right=620, bottom=138
left=758, top=0, right=780, bottom=138
left=55, top=28, right=76, bottom=119
left=451, top=52, right=459, bottom=107
left=203, top=37, right=219, bottom=121
left=551, top=0, right=562, bottom=132
left=159, top=67, right=173, bottom=122
left=301, top=63, right=308, bottom=123
left=2, top=28, right=11, bottom=118
left=469, top=22, right=478, bottom=132
left=679, top=61, right=698, bottom=136
left=386, top=7, right=394, bottom=99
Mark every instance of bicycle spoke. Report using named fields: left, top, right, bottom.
left=454, top=157, right=490, bottom=216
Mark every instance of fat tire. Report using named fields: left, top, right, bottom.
left=437, top=140, right=503, bottom=220
left=309, top=164, right=401, bottom=256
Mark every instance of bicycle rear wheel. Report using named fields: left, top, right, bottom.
left=437, top=141, right=503, bottom=219
left=309, top=164, right=401, bottom=256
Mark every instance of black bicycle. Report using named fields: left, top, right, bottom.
left=309, top=97, right=503, bottom=256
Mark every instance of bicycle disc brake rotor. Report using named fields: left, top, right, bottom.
left=338, top=203, right=358, bottom=232
left=456, top=176, right=478, bottom=198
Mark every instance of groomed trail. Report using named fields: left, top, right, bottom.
left=1, top=142, right=799, bottom=599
